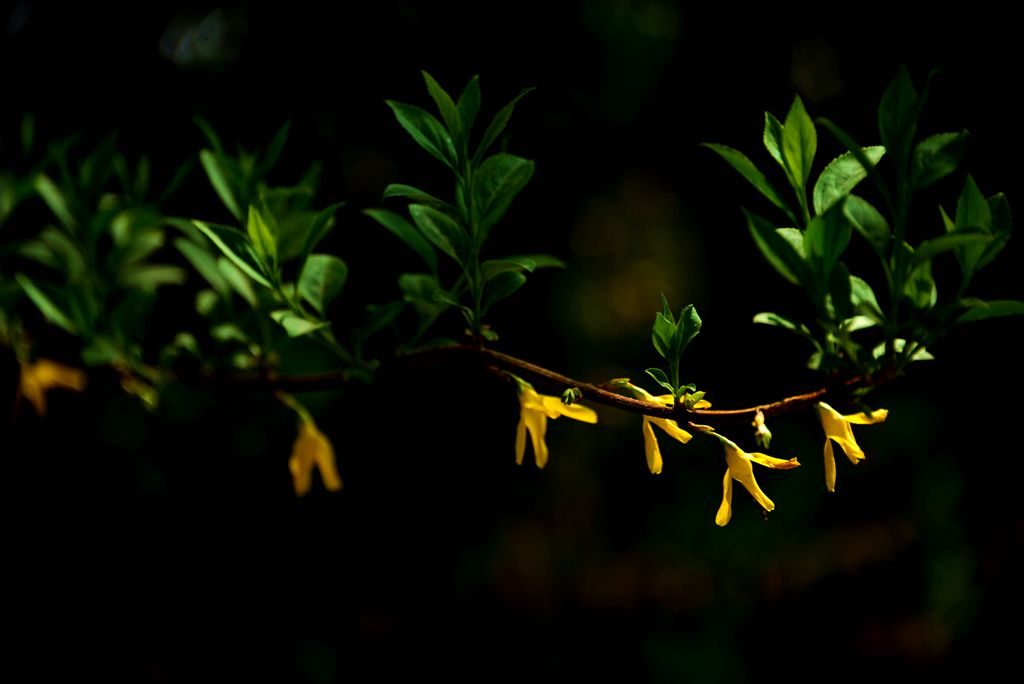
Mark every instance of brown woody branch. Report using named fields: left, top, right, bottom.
left=198, top=345, right=896, bottom=426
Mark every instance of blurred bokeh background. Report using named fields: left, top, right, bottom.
left=3, top=1, right=1021, bottom=680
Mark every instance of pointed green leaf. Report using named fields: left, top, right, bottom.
left=702, top=143, right=796, bottom=223
left=670, top=304, right=702, bottom=359
left=744, top=210, right=808, bottom=285
left=298, top=254, right=348, bottom=316
left=763, top=112, right=785, bottom=168
left=246, top=205, right=277, bottom=266
left=828, top=262, right=854, bottom=320
left=812, top=146, right=886, bottom=215
left=911, top=131, right=967, bottom=190
left=422, top=71, right=462, bottom=145
left=353, top=300, right=405, bottom=345
left=660, top=293, right=674, bottom=323
left=843, top=195, right=891, bottom=257
left=481, top=271, right=527, bottom=314
left=192, top=220, right=272, bottom=288
left=15, top=273, right=76, bottom=333
left=386, top=100, right=456, bottom=169
left=499, top=253, right=566, bottom=270
left=913, top=231, right=991, bottom=265
left=652, top=312, right=675, bottom=359
left=381, top=184, right=452, bottom=210
left=782, top=95, right=817, bottom=190
left=457, top=75, right=482, bottom=136
left=482, top=258, right=535, bottom=280
left=270, top=309, right=329, bottom=337
left=850, top=275, right=884, bottom=322
left=364, top=208, right=437, bottom=271
left=955, top=175, right=991, bottom=230
left=957, top=299, right=1024, bottom=323
left=259, top=120, right=292, bottom=179
left=474, top=87, right=534, bottom=164
left=644, top=368, right=675, bottom=395
left=474, top=153, right=535, bottom=236
left=299, top=202, right=344, bottom=267
left=34, top=173, right=76, bottom=229
left=199, top=150, right=242, bottom=221
left=803, top=203, right=852, bottom=287
left=878, top=65, right=919, bottom=177
left=818, top=118, right=893, bottom=210
left=408, top=204, right=469, bottom=265
left=175, top=238, right=230, bottom=297
left=119, top=264, right=187, bottom=291
left=903, top=259, right=936, bottom=310
left=217, top=257, right=256, bottom=307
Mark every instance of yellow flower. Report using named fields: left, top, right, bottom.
left=289, top=419, right=343, bottom=496
left=634, top=388, right=710, bottom=474
left=713, top=433, right=799, bottom=526
left=816, top=401, right=888, bottom=492
left=516, top=383, right=598, bottom=468
left=17, top=357, right=87, bottom=416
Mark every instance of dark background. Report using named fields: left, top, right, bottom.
left=3, top=2, right=1022, bottom=680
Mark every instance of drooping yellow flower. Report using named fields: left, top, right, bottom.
left=816, top=401, right=888, bottom=492
left=634, top=388, right=710, bottom=474
left=289, top=419, right=343, bottom=496
left=713, top=433, right=799, bottom=526
left=17, top=357, right=87, bottom=416
left=515, top=383, right=598, bottom=468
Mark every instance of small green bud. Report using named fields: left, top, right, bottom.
left=561, top=387, right=583, bottom=406
left=752, top=409, right=772, bottom=449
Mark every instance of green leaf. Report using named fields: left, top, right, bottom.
left=652, top=312, right=675, bottom=359
left=364, top=208, right=437, bottom=271
left=457, top=75, right=482, bottom=136
left=217, top=257, right=257, bottom=307
left=259, top=121, right=292, bottom=178
left=474, top=87, right=534, bottom=164
left=850, top=275, right=884, bottom=322
left=644, top=368, right=675, bottom=395
left=828, top=262, right=854, bottom=320
left=408, top=204, right=469, bottom=265
left=246, top=205, right=277, bottom=266
left=782, top=95, right=817, bottom=191
left=744, top=210, right=808, bottom=286
left=954, top=175, right=991, bottom=230
left=957, top=299, right=1024, bottom=323
left=903, top=259, right=936, bottom=310
left=812, top=146, right=886, bottom=215
left=386, top=100, right=456, bottom=169
left=199, top=149, right=242, bottom=221
left=498, top=253, right=566, bottom=270
left=671, top=304, right=702, bottom=359
left=911, top=131, right=967, bottom=190
left=422, top=71, right=462, bottom=147
left=473, top=154, right=535, bottom=236
left=195, top=289, right=218, bottom=316
left=878, top=65, right=922, bottom=178
left=300, top=202, right=344, bottom=266
left=913, top=231, right=991, bottom=265
left=973, top=193, right=1012, bottom=272
left=818, top=118, right=892, bottom=210
left=34, top=173, right=76, bottom=229
left=481, top=271, right=527, bottom=314
left=298, top=254, right=348, bottom=316
left=872, top=338, right=933, bottom=361
left=191, top=220, right=272, bottom=288
left=211, top=323, right=250, bottom=344
left=15, top=273, right=76, bottom=333
left=119, top=264, right=187, bottom=291
left=702, top=144, right=796, bottom=223
left=763, top=112, right=785, bottom=168
left=481, top=258, right=535, bottom=280
left=660, top=293, right=674, bottom=323
left=270, top=309, right=329, bottom=337
left=753, top=311, right=813, bottom=336
left=381, top=184, right=451, bottom=209
left=843, top=195, right=891, bottom=257
left=353, top=300, right=405, bottom=345
left=803, top=203, right=851, bottom=287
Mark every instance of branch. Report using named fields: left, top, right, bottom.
left=193, top=345, right=897, bottom=426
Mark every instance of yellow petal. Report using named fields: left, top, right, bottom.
left=18, top=358, right=87, bottom=416
left=289, top=421, right=342, bottom=496
left=525, top=410, right=549, bottom=469
left=692, top=399, right=712, bottom=409
left=643, top=418, right=663, bottom=475
left=843, top=408, right=888, bottom=425
left=722, top=439, right=776, bottom=513
left=715, top=468, right=733, bottom=526
left=824, top=438, right=837, bottom=493
left=745, top=452, right=800, bottom=469
left=830, top=435, right=865, bottom=464
left=514, top=416, right=527, bottom=465
left=650, top=417, right=693, bottom=444
left=557, top=402, right=598, bottom=424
